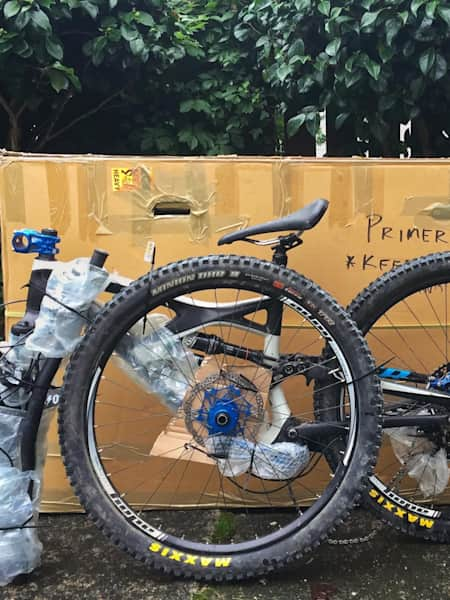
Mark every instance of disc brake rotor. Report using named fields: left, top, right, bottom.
left=184, top=369, right=265, bottom=446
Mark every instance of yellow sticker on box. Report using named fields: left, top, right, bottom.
left=111, top=167, right=144, bottom=192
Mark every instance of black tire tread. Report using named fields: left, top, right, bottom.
left=348, top=251, right=450, bottom=542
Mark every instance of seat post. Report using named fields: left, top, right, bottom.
left=271, top=233, right=302, bottom=266
left=272, top=244, right=288, bottom=267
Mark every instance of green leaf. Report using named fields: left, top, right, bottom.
left=255, top=35, right=269, bottom=48
left=14, top=38, right=30, bottom=57
left=425, top=1, right=438, bottom=18
left=4, top=1, right=20, bottom=18
left=361, top=11, right=381, bottom=28
left=135, top=12, right=154, bottom=26
left=318, top=0, right=330, bottom=16
left=31, top=9, right=51, bottom=32
left=192, top=100, right=211, bottom=113
left=61, top=65, right=81, bottom=92
left=129, top=35, right=145, bottom=56
left=411, top=0, right=427, bottom=16
left=0, top=41, right=13, bottom=54
left=80, top=1, right=98, bottom=19
left=325, top=38, right=341, bottom=57
left=295, top=0, right=311, bottom=9
left=399, top=11, right=409, bottom=24
left=15, top=10, right=30, bottom=29
left=180, top=100, right=194, bottom=113
left=297, top=75, right=314, bottom=93
left=378, top=42, right=395, bottom=63
left=45, top=37, right=63, bottom=60
left=276, top=64, right=292, bottom=82
left=91, top=36, right=106, bottom=65
left=335, top=113, right=350, bottom=130
left=345, top=69, right=361, bottom=87
left=362, top=56, right=381, bottom=80
left=430, top=53, right=447, bottom=81
left=120, top=24, right=139, bottom=41
left=330, top=6, right=343, bottom=18
left=287, top=38, right=305, bottom=58
left=438, top=6, right=450, bottom=26
left=287, top=113, right=306, bottom=137
left=48, top=69, right=68, bottom=93
left=234, top=24, right=249, bottom=41
left=306, top=116, right=319, bottom=137
left=178, top=128, right=198, bottom=151
left=385, top=18, right=401, bottom=45
left=402, top=40, right=415, bottom=58
left=109, top=0, right=118, bottom=8
left=419, top=48, right=435, bottom=75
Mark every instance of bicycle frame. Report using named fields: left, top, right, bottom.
left=9, top=227, right=450, bottom=475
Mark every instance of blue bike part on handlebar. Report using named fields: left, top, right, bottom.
left=12, top=229, right=60, bottom=256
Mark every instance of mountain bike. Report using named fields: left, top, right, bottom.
left=1, top=199, right=382, bottom=582
left=344, top=253, right=450, bottom=541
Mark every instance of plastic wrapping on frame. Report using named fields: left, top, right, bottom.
left=386, top=411, right=450, bottom=497
left=113, top=314, right=199, bottom=413
left=0, top=406, right=54, bottom=586
left=0, top=333, right=38, bottom=409
left=25, top=258, right=110, bottom=358
left=205, top=436, right=310, bottom=480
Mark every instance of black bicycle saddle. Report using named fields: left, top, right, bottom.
left=218, top=198, right=329, bottom=245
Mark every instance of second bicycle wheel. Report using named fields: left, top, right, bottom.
left=349, top=252, right=450, bottom=540
left=59, top=255, right=381, bottom=580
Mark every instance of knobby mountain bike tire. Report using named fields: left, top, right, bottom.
left=349, top=252, right=450, bottom=541
left=59, top=255, right=381, bottom=581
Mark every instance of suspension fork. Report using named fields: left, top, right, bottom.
left=12, top=233, right=109, bottom=469
left=21, top=358, right=61, bottom=471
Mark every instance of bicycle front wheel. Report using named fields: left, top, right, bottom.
left=59, top=255, right=381, bottom=581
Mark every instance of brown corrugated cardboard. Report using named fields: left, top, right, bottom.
left=1, top=152, right=450, bottom=510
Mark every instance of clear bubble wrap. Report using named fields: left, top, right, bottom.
left=25, top=258, right=110, bottom=358
left=0, top=333, right=38, bottom=408
left=386, top=409, right=450, bottom=498
left=114, top=314, right=198, bottom=413
left=0, top=408, right=43, bottom=586
left=205, top=436, right=310, bottom=480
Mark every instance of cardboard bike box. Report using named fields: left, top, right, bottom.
left=1, top=151, right=450, bottom=511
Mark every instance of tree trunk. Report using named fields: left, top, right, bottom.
left=8, top=120, right=21, bottom=151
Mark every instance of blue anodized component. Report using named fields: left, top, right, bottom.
left=430, top=371, right=450, bottom=392
left=197, top=385, right=252, bottom=436
left=12, top=229, right=60, bottom=256
left=378, top=367, right=411, bottom=380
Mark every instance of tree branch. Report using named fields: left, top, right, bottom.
left=0, top=93, right=16, bottom=123
left=42, top=89, right=124, bottom=147
left=33, top=92, right=74, bottom=151
left=16, top=101, right=28, bottom=119
left=0, top=93, right=22, bottom=150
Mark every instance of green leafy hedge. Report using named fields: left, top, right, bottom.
left=0, top=0, right=448, bottom=156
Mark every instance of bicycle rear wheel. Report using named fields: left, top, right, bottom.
left=349, top=252, right=450, bottom=540
left=59, top=255, right=381, bottom=580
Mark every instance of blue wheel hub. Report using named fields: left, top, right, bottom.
left=196, top=384, right=252, bottom=436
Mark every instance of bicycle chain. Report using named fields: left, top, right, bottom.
left=328, top=418, right=432, bottom=546
left=327, top=518, right=384, bottom=545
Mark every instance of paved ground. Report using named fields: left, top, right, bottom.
left=0, top=510, right=449, bottom=600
